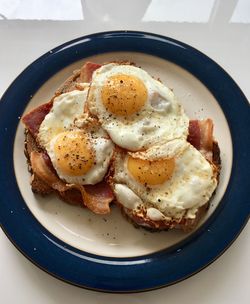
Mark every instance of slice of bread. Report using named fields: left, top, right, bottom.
left=24, top=67, right=86, bottom=204
left=114, top=141, right=221, bottom=232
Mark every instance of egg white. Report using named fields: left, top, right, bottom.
left=87, top=63, right=189, bottom=151
left=38, top=88, right=114, bottom=185
left=113, top=139, right=218, bottom=220
left=38, top=88, right=89, bottom=149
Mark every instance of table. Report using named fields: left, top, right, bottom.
left=1, top=1, right=249, bottom=303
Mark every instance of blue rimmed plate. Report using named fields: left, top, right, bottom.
left=0, top=31, right=249, bottom=293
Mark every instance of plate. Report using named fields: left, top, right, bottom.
left=0, top=31, right=249, bottom=293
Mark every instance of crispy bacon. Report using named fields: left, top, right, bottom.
left=83, top=182, right=114, bottom=214
left=30, top=151, right=113, bottom=214
left=68, top=182, right=114, bottom=214
left=80, top=62, right=101, bottom=82
left=188, top=119, right=214, bottom=161
left=22, top=101, right=53, bottom=137
left=199, top=119, right=213, bottom=152
left=187, top=120, right=201, bottom=150
left=30, top=151, right=68, bottom=192
left=59, top=188, right=85, bottom=206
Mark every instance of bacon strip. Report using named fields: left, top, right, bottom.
left=30, top=151, right=68, bottom=192
left=30, top=151, right=113, bottom=214
left=22, top=101, right=53, bottom=137
left=41, top=151, right=58, bottom=173
left=80, top=62, right=101, bottom=82
left=199, top=119, right=213, bottom=152
left=69, top=182, right=113, bottom=214
left=187, top=120, right=201, bottom=150
left=59, top=188, right=85, bottom=206
left=82, top=182, right=114, bottom=214
left=188, top=119, right=214, bottom=161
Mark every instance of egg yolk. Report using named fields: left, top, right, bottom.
left=101, top=74, right=147, bottom=116
left=53, top=130, right=94, bottom=176
left=127, top=156, right=175, bottom=185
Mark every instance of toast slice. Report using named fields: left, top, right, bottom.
left=116, top=141, right=220, bottom=232
left=23, top=65, right=96, bottom=205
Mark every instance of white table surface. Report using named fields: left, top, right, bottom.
left=0, top=0, right=249, bottom=303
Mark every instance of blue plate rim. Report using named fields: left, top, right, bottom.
left=0, top=30, right=249, bottom=293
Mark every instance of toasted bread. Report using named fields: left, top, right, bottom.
left=112, top=141, right=221, bottom=232
left=23, top=67, right=86, bottom=204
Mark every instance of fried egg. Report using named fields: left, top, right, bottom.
left=38, top=88, right=114, bottom=185
left=38, top=88, right=89, bottom=146
left=87, top=63, right=189, bottom=151
left=112, top=139, right=218, bottom=220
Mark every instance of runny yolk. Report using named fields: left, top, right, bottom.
left=101, top=74, right=147, bottom=116
left=53, top=130, right=94, bottom=176
left=127, top=156, right=175, bottom=185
